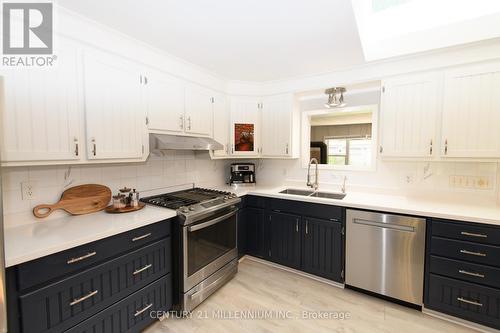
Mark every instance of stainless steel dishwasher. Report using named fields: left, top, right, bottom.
left=346, top=209, right=426, bottom=305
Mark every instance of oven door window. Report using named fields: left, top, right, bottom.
left=187, top=211, right=237, bottom=277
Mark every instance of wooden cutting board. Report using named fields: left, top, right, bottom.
left=33, top=184, right=112, bottom=218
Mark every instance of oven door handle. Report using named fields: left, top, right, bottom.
left=188, top=208, right=238, bottom=232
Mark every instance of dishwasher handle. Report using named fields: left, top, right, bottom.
left=353, top=218, right=415, bottom=233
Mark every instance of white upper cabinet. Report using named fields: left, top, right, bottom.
left=229, top=96, right=261, bottom=156
left=1, top=44, right=81, bottom=164
left=261, top=93, right=298, bottom=158
left=145, top=71, right=185, bottom=134
left=212, top=93, right=230, bottom=156
left=441, top=61, right=500, bottom=158
left=185, top=84, right=213, bottom=137
left=83, top=50, right=146, bottom=160
left=379, top=72, right=441, bottom=158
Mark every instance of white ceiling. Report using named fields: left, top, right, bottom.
left=57, top=0, right=366, bottom=82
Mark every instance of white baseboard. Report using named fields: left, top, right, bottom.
left=422, top=307, right=500, bottom=333
left=240, top=255, right=345, bottom=289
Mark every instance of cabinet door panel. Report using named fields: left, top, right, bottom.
left=213, top=93, right=230, bottom=156
left=442, top=62, right=500, bottom=158
left=83, top=50, right=145, bottom=160
left=1, top=43, right=81, bottom=163
left=302, top=217, right=343, bottom=282
left=380, top=73, right=440, bottom=157
left=268, top=211, right=301, bottom=269
left=146, top=72, right=185, bottom=134
left=230, top=97, right=260, bottom=156
left=185, top=85, right=213, bottom=137
left=261, top=94, right=292, bottom=157
left=245, top=208, right=266, bottom=258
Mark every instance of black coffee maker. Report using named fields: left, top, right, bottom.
left=230, top=163, right=256, bottom=185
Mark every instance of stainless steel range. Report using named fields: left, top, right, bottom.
left=141, top=187, right=240, bottom=311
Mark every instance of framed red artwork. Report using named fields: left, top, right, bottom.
left=234, top=123, right=254, bottom=152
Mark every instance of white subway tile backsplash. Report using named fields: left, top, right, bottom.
left=1, top=151, right=227, bottom=220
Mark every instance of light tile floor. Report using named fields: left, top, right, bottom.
left=146, top=258, right=473, bottom=333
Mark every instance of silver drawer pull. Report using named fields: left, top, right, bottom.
left=457, top=297, right=483, bottom=307
left=133, top=264, right=152, bottom=275
left=132, top=233, right=152, bottom=242
left=461, top=231, right=487, bottom=238
left=460, top=249, right=487, bottom=257
left=458, top=270, right=485, bottom=278
left=134, top=303, right=153, bottom=317
left=70, top=290, right=98, bottom=306
left=67, top=251, right=97, bottom=264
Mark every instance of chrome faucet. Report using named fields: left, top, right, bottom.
left=307, top=158, right=319, bottom=191
left=341, top=176, right=347, bottom=194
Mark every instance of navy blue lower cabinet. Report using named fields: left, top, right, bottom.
left=427, top=274, right=500, bottom=329
left=302, top=217, right=344, bottom=282
left=66, top=275, right=172, bottom=333
left=6, top=219, right=173, bottom=333
left=19, top=239, right=170, bottom=333
left=425, top=218, right=500, bottom=330
left=268, top=211, right=301, bottom=269
left=244, top=207, right=267, bottom=258
left=237, top=207, right=247, bottom=258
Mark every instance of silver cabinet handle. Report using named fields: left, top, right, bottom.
left=285, top=143, right=289, bottom=155
left=67, top=251, right=97, bottom=264
left=461, top=231, right=487, bottom=238
left=444, top=139, right=448, bottom=155
left=133, top=264, right=152, bottom=275
left=460, top=249, right=486, bottom=257
left=187, top=116, right=192, bottom=130
left=180, top=115, right=184, bottom=129
left=295, top=219, right=299, bottom=232
left=70, top=290, right=98, bottom=306
left=458, top=270, right=485, bottom=278
left=75, top=143, right=79, bottom=156
left=134, top=303, right=153, bottom=317
left=429, top=139, right=433, bottom=155
left=132, top=233, right=152, bottom=242
left=457, top=297, right=482, bottom=307
left=329, top=218, right=340, bottom=222
left=305, top=220, right=308, bottom=234
left=90, top=138, right=96, bottom=156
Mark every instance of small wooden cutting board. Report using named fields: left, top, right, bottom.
left=33, top=184, right=112, bottom=218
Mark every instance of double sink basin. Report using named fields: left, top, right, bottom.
left=279, top=188, right=346, bottom=200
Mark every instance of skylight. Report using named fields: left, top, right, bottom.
left=351, top=0, right=500, bottom=61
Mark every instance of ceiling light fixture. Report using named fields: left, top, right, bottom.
left=324, top=87, right=346, bottom=108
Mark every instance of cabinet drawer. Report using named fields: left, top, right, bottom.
left=432, top=219, right=500, bottom=246
left=19, top=238, right=171, bottom=333
left=429, top=255, right=500, bottom=289
left=245, top=195, right=267, bottom=208
left=67, top=274, right=172, bottom=333
left=430, top=237, right=500, bottom=267
left=426, top=274, right=500, bottom=330
left=18, top=219, right=171, bottom=290
left=268, top=198, right=343, bottom=222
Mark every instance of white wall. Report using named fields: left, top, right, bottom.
left=1, top=151, right=231, bottom=228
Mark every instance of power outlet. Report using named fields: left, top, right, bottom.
left=21, top=181, right=36, bottom=200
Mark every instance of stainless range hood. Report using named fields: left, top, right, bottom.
left=149, top=133, right=224, bottom=151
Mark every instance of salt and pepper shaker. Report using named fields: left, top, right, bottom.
left=113, top=187, right=140, bottom=209
left=130, top=189, right=140, bottom=207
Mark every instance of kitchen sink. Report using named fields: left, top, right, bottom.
left=279, top=188, right=346, bottom=200
left=279, top=189, right=315, bottom=196
left=310, top=192, right=346, bottom=200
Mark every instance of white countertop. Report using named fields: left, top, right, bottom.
left=4, top=206, right=176, bottom=267
left=5, top=183, right=500, bottom=267
left=220, top=184, right=500, bottom=227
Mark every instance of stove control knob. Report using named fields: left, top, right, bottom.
left=189, top=206, right=196, bottom=211
left=180, top=206, right=189, bottom=213
left=224, top=196, right=229, bottom=200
